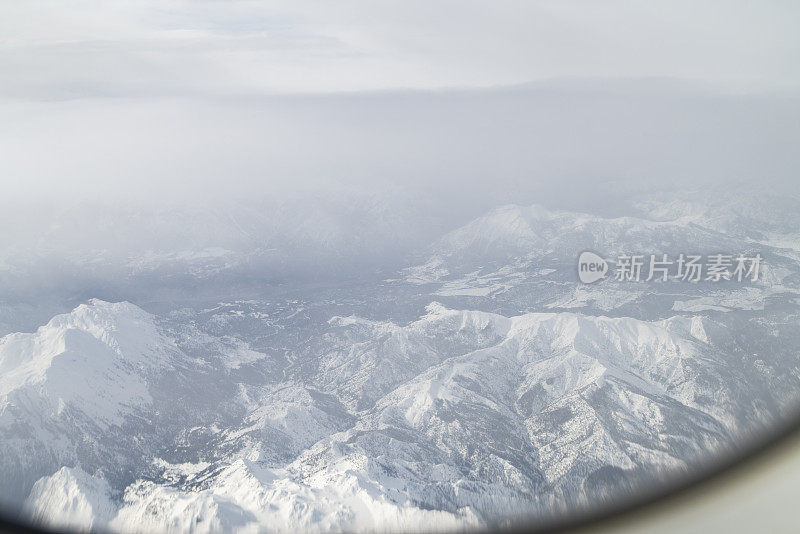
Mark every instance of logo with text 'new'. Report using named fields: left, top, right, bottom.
left=577, top=252, right=762, bottom=284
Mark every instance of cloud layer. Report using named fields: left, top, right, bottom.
left=1, top=1, right=799, bottom=99
left=1, top=1, right=798, bottom=207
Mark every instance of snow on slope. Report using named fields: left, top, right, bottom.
left=317, top=303, right=512, bottom=410
left=0, top=300, right=192, bottom=509
left=288, top=304, right=738, bottom=521
left=0, top=299, right=183, bottom=427
left=111, top=458, right=478, bottom=534
left=402, top=202, right=800, bottom=320
left=631, top=189, right=800, bottom=246
left=419, top=203, right=739, bottom=268
left=4, top=298, right=789, bottom=532
left=26, top=458, right=479, bottom=533
left=219, top=384, right=355, bottom=464
left=23, top=467, right=116, bottom=532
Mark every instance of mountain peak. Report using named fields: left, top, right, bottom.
left=0, top=299, right=182, bottom=427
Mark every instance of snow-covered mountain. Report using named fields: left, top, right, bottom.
left=4, top=293, right=798, bottom=532
left=0, top=300, right=242, bottom=514
left=0, top=301, right=186, bottom=507
left=402, top=198, right=800, bottom=321
left=2, top=189, right=800, bottom=532
left=406, top=201, right=785, bottom=282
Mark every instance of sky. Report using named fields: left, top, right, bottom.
left=0, top=1, right=799, bottom=204
left=1, top=0, right=799, bottom=98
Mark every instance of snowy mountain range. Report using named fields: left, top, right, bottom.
left=1, top=189, right=800, bottom=532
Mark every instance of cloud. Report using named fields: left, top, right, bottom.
left=1, top=0, right=799, bottom=99
left=1, top=1, right=798, bottom=208
left=2, top=84, right=799, bottom=208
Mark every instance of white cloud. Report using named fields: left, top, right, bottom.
left=1, top=1, right=799, bottom=207
left=1, top=0, right=799, bottom=99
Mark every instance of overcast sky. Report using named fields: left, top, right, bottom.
left=0, top=1, right=798, bottom=205
left=2, top=0, right=799, bottom=98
